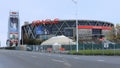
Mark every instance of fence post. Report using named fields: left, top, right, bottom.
left=114, top=44, right=115, bottom=56
left=102, top=43, right=104, bottom=55
left=92, top=43, right=93, bottom=55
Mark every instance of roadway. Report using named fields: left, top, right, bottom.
left=0, top=50, right=120, bottom=68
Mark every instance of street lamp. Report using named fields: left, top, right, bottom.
left=72, top=0, right=79, bottom=52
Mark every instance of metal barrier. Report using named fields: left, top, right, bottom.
left=25, top=44, right=120, bottom=55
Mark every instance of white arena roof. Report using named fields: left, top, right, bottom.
left=41, top=35, right=76, bottom=45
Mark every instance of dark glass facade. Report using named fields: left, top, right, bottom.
left=92, top=29, right=102, bottom=35
left=22, top=20, right=114, bottom=43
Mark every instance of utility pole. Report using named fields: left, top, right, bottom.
left=72, top=0, right=79, bottom=52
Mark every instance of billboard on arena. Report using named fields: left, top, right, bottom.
left=35, top=26, right=44, bottom=34
left=35, top=26, right=49, bottom=35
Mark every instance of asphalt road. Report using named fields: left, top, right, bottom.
left=0, top=50, right=120, bottom=68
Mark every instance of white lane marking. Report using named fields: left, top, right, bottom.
left=52, top=59, right=64, bottom=63
left=62, top=58, right=71, bottom=67
left=64, top=62, right=71, bottom=67
left=74, top=57, right=79, bottom=59
left=31, top=56, right=37, bottom=58
left=97, top=60, right=104, bottom=62
left=39, top=53, right=43, bottom=55
left=59, top=55, right=63, bottom=57
left=48, top=54, right=51, bottom=56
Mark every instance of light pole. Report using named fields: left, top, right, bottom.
left=72, top=0, right=79, bottom=52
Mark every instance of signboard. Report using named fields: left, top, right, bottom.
left=8, top=11, right=19, bottom=47
left=32, top=18, right=59, bottom=26
left=78, top=26, right=112, bottom=30
left=35, top=26, right=49, bottom=35
left=36, top=26, right=44, bottom=34
left=10, top=33, right=18, bottom=41
left=10, top=17, right=18, bottom=32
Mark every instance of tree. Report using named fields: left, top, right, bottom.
left=106, top=27, right=116, bottom=41
left=116, top=24, right=120, bottom=43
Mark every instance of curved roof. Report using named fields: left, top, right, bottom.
left=59, top=20, right=114, bottom=27
left=41, top=35, right=76, bottom=45
left=23, top=19, right=114, bottom=27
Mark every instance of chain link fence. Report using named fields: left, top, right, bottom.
left=25, top=43, right=120, bottom=55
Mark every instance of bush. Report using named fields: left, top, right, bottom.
left=69, top=50, right=120, bottom=56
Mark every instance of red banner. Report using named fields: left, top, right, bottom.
left=78, top=26, right=112, bottom=30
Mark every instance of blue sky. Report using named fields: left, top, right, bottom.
left=0, top=0, right=120, bottom=46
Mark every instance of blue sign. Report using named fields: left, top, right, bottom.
left=10, top=18, right=18, bottom=32
left=36, top=26, right=44, bottom=34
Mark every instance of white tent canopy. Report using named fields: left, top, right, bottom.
left=41, top=35, right=76, bottom=45
left=52, top=43, right=61, bottom=46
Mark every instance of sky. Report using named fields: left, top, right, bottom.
left=0, top=0, right=120, bottom=47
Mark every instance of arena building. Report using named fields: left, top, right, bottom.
left=21, top=19, right=114, bottom=44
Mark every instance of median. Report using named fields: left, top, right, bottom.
left=68, top=50, right=120, bottom=56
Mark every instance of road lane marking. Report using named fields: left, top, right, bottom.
left=39, top=53, right=43, bottom=55
left=48, top=54, right=51, bottom=56
left=31, top=56, right=37, bottom=58
left=97, top=60, right=104, bottom=62
left=59, top=55, right=63, bottom=57
left=20, top=54, right=25, bottom=56
left=62, top=58, right=72, bottom=67
left=51, top=59, right=64, bottom=63
left=64, top=62, right=71, bottom=67
left=74, top=57, right=79, bottom=59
